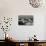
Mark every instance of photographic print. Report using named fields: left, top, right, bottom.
left=18, top=15, right=33, bottom=25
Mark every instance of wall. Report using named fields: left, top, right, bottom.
left=0, top=0, right=46, bottom=40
